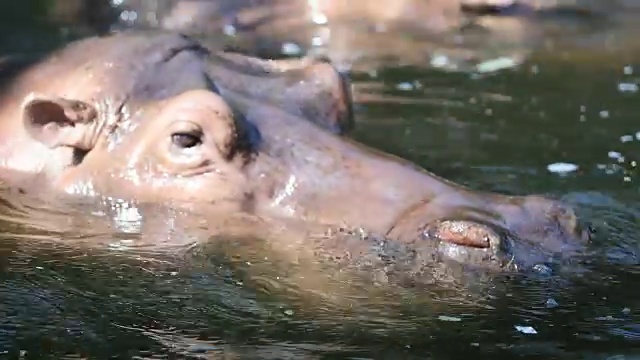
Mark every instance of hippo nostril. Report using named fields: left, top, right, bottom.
left=427, top=220, right=494, bottom=249
left=580, top=222, right=596, bottom=242
left=421, top=220, right=514, bottom=271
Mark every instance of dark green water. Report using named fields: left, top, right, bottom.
left=1, top=1, right=639, bottom=359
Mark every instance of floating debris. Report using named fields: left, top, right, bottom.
left=545, top=298, right=559, bottom=309
left=599, top=110, right=610, bottom=119
left=515, top=325, right=538, bottom=335
left=396, top=82, right=414, bottom=91
left=547, top=162, right=579, bottom=174
left=621, top=135, right=634, bottom=143
left=597, top=163, right=623, bottom=175
left=284, top=309, right=294, bottom=316
left=608, top=151, right=623, bottom=160
left=437, top=315, right=462, bottom=322
left=618, top=83, right=639, bottom=93
left=476, top=57, right=518, bottom=73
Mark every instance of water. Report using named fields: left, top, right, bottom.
left=1, top=1, right=640, bottom=358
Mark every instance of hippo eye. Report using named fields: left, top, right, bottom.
left=171, top=132, right=202, bottom=149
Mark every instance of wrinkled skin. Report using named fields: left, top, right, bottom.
left=0, top=31, right=590, bottom=277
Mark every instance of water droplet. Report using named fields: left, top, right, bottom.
left=311, top=36, right=324, bottom=47
left=222, top=24, right=237, bottom=36
left=430, top=54, right=450, bottom=68
left=281, top=42, right=302, bottom=56
left=311, top=12, right=328, bottom=25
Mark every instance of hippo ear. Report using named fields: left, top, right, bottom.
left=22, top=93, right=97, bottom=149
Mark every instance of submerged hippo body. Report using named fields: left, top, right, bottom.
left=121, top=0, right=600, bottom=35
left=0, top=31, right=588, bottom=277
left=109, top=0, right=606, bottom=75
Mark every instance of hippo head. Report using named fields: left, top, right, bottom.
left=13, top=32, right=589, bottom=279
left=23, top=89, right=252, bottom=210
left=17, top=33, right=351, bottom=211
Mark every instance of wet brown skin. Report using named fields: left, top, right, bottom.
left=0, top=31, right=589, bottom=275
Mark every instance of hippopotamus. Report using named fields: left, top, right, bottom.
left=0, top=31, right=590, bottom=277
left=105, top=0, right=607, bottom=74
left=115, top=0, right=603, bottom=35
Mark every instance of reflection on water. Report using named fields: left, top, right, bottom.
left=1, top=1, right=640, bottom=359
left=0, top=188, right=505, bottom=358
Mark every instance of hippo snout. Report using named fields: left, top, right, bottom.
left=486, top=195, right=592, bottom=273
left=390, top=193, right=592, bottom=275
left=504, top=195, right=591, bottom=251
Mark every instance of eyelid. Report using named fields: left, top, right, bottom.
left=169, top=121, right=204, bottom=137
